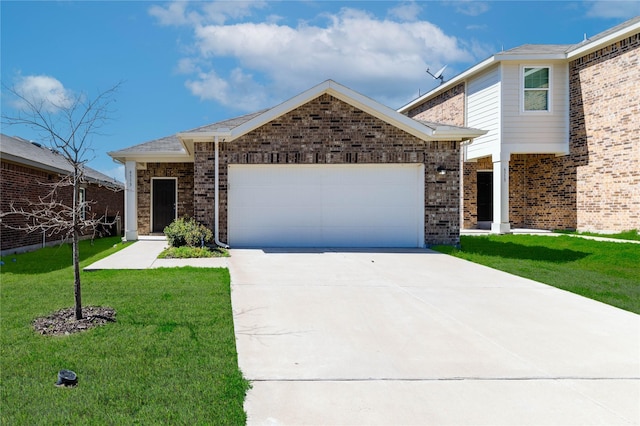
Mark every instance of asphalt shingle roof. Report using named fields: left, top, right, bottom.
left=111, top=110, right=268, bottom=155
left=501, top=44, right=575, bottom=55
left=0, top=133, right=123, bottom=188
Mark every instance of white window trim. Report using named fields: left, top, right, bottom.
left=520, top=65, right=553, bottom=114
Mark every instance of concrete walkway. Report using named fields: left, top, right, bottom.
left=229, top=249, right=640, bottom=425
left=83, top=238, right=228, bottom=270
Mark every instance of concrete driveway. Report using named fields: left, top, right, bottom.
left=228, top=248, right=640, bottom=425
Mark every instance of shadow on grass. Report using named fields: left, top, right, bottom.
left=0, top=236, right=123, bottom=275
left=460, top=239, right=590, bottom=263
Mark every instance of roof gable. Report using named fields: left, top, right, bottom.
left=179, top=80, right=448, bottom=143
left=110, top=80, right=485, bottom=162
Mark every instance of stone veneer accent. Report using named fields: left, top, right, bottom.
left=193, top=94, right=462, bottom=246
left=137, top=162, right=194, bottom=235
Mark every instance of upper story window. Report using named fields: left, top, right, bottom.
left=523, top=66, right=550, bottom=112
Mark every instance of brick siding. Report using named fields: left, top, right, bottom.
left=136, top=162, right=194, bottom=235
left=188, top=94, right=462, bottom=245
left=406, top=84, right=466, bottom=126
left=569, top=32, right=640, bottom=232
left=1, top=160, right=124, bottom=253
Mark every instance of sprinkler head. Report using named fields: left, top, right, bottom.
left=55, top=369, right=78, bottom=387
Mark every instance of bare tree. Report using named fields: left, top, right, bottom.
left=1, top=82, right=122, bottom=320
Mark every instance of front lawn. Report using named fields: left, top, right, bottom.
left=555, top=229, right=640, bottom=241
left=433, top=235, right=640, bottom=314
left=0, top=237, right=249, bottom=424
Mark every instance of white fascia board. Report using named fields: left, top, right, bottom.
left=568, top=21, right=640, bottom=59
left=432, top=127, right=488, bottom=140
left=398, top=56, right=497, bottom=113
left=494, top=53, right=567, bottom=61
left=177, top=129, right=232, bottom=142
left=107, top=151, right=193, bottom=163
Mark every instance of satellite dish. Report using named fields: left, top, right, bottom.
left=426, top=65, right=447, bottom=84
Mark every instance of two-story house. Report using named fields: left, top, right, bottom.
left=400, top=16, right=639, bottom=234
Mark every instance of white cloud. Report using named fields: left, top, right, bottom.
left=11, top=75, right=74, bottom=113
left=585, top=1, right=640, bottom=19
left=185, top=68, right=268, bottom=110
left=452, top=1, right=490, bottom=17
left=175, top=57, right=201, bottom=74
left=148, top=1, right=193, bottom=26
left=149, top=0, right=266, bottom=26
left=388, top=2, right=422, bottom=22
left=201, top=0, right=267, bottom=24
left=152, top=2, right=476, bottom=110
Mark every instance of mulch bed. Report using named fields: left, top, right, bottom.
left=33, top=306, right=116, bottom=336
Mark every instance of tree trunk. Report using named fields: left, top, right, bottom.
left=73, top=172, right=83, bottom=321
left=73, top=229, right=82, bottom=320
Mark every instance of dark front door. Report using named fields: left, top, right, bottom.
left=477, top=171, right=493, bottom=222
left=153, top=179, right=176, bottom=233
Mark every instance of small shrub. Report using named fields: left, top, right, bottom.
left=164, top=217, right=213, bottom=248
left=158, top=246, right=228, bottom=259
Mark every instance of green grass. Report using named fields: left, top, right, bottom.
left=433, top=234, right=640, bottom=314
left=1, top=237, right=249, bottom=425
left=554, top=229, right=640, bottom=241
left=158, top=246, right=230, bottom=259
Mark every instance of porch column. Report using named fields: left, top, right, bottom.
left=491, top=154, right=511, bottom=234
left=124, top=160, right=138, bottom=241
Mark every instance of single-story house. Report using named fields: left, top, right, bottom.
left=109, top=80, right=486, bottom=247
left=1, top=133, right=124, bottom=255
left=399, top=16, right=639, bottom=234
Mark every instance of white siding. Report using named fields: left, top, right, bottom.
left=501, top=61, right=569, bottom=154
left=466, top=65, right=501, bottom=161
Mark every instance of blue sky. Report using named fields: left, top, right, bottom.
left=2, top=1, right=639, bottom=182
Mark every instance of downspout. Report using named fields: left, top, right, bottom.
left=214, top=135, right=230, bottom=248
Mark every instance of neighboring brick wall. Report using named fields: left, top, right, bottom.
left=1, top=160, right=124, bottom=253
left=136, top=163, right=194, bottom=235
left=86, top=183, right=124, bottom=224
left=406, top=84, right=466, bottom=126
left=569, top=32, right=640, bottom=232
left=193, top=94, right=462, bottom=245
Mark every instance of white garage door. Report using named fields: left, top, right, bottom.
left=228, top=164, right=425, bottom=248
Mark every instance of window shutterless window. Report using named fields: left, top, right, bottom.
left=523, top=67, right=550, bottom=111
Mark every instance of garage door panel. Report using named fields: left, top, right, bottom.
left=232, top=226, right=323, bottom=247
left=229, top=164, right=424, bottom=247
left=321, top=226, right=419, bottom=247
